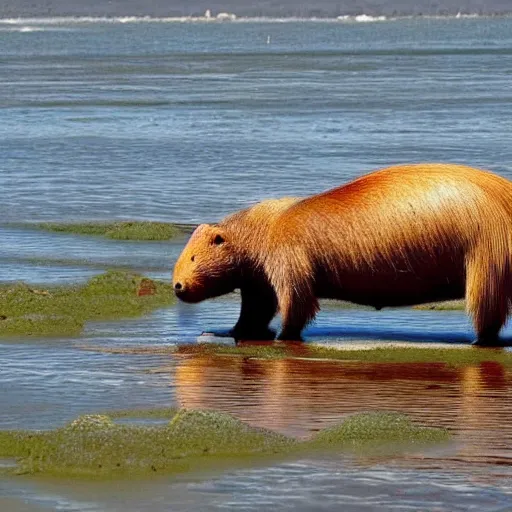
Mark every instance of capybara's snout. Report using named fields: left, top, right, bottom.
left=172, top=275, right=203, bottom=303
left=172, top=276, right=188, bottom=300
left=173, top=280, right=185, bottom=299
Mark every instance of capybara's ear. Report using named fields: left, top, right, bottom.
left=213, top=234, right=224, bottom=245
left=209, top=227, right=226, bottom=246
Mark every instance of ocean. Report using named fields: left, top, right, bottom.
left=2, top=16, right=512, bottom=225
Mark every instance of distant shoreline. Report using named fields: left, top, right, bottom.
left=1, top=13, right=511, bottom=24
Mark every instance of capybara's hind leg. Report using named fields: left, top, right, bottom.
left=276, top=285, right=319, bottom=342
left=231, top=283, right=278, bottom=341
left=466, top=256, right=509, bottom=346
left=469, top=294, right=508, bottom=345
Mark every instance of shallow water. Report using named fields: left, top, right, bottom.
left=4, top=345, right=512, bottom=510
left=3, top=230, right=512, bottom=510
left=3, top=459, right=512, bottom=512
left=3, top=16, right=512, bottom=511
left=0, top=226, right=184, bottom=284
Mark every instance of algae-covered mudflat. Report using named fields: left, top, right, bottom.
left=0, top=409, right=448, bottom=478
left=0, top=271, right=174, bottom=337
left=414, top=300, right=465, bottom=311
left=34, top=221, right=194, bottom=241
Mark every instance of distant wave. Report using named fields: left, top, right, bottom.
left=337, top=14, right=387, bottom=22
left=0, top=13, right=504, bottom=25
left=0, top=25, right=40, bottom=31
left=0, top=25, right=74, bottom=32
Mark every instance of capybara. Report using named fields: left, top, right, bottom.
left=173, top=163, right=512, bottom=345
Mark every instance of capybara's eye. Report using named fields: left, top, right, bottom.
left=191, top=255, right=195, bottom=262
left=213, top=234, right=224, bottom=245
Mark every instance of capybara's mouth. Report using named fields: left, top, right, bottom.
left=174, top=289, right=203, bottom=304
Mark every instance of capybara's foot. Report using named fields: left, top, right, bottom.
left=472, top=335, right=505, bottom=347
left=277, top=329, right=304, bottom=342
left=229, top=327, right=276, bottom=342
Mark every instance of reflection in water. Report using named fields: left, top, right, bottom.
left=173, top=353, right=512, bottom=463
left=4, top=349, right=512, bottom=511
left=458, top=362, right=512, bottom=463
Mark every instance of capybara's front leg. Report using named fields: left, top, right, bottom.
left=230, top=284, right=278, bottom=341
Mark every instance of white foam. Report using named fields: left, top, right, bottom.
left=353, top=14, right=387, bottom=22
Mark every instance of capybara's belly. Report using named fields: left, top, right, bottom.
left=315, top=256, right=466, bottom=308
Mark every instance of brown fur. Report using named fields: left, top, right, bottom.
left=173, top=163, right=512, bottom=344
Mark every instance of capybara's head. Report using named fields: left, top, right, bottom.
left=173, top=224, right=239, bottom=303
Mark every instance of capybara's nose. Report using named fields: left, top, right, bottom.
left=174, top=282, right=183, bottom=291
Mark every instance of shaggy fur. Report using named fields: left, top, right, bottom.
left=173, top=163, right=512, bottom=344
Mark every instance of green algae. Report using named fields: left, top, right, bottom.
left=36, top=221, right=193, bottom=241
left=0, top=410, right=449, bottom=479
left=108, top=408, right=178, bottom=420
left=0, top=315, right=83, bottom=337
left=413, top=300, right=465, bottom=310
left=177, top=342, right=512, bottom=367
left=0, top=271, right=174, bottom=338
left=0, top=410, right=294, bottom=478
left=310, top=412, right=450, bottom=449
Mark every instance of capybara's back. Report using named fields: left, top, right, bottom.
left=174, top=163, right=512, bottom=345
